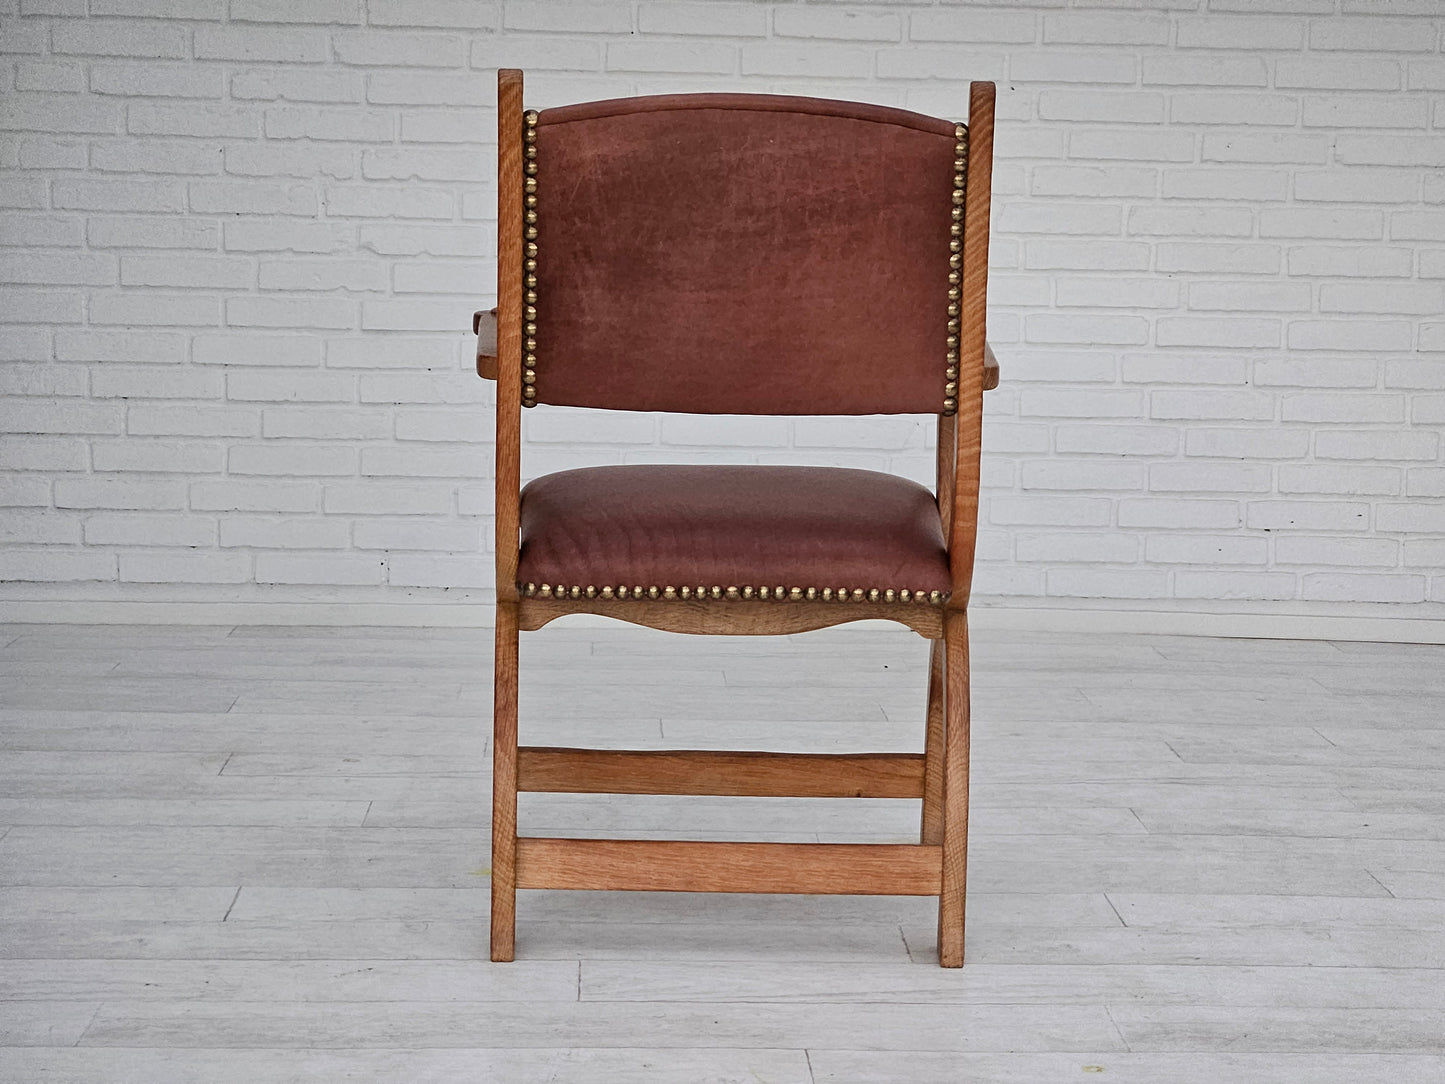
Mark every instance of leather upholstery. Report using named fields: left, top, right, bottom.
left=517, top=465, right=952, bottom=595
left=541, top=93, right=958, bottom=136
left=530, top=94, right=957, bottom=415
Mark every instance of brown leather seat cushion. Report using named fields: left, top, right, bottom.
left=517, top=465, right=951, bottom=598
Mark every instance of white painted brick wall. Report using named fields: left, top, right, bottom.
left=1, top=1, right=1443, bottom=613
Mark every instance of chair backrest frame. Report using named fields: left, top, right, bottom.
left=492, top=69, right=994, bottom=617
left=944, top=79, right=994, bottom=613
left=523, top=94, right=960, bottom=416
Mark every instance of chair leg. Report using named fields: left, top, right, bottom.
left=490, top=600, right=520, bottom=962
left=920, top=638, right=945, bottom=846
left=937, top=610, right=971, bottom=967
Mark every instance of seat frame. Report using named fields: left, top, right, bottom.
left=484, top=69, right=995, bottom=967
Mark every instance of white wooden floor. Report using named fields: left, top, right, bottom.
left=1, top=621, right=1442, bottom=1083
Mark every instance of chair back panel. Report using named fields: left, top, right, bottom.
left=528, top=94, right=959, bottom=415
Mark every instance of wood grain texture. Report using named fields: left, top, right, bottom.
left=483, top=328, right=987, bottom=390
left=515, top=839, right=944, bottom=895
left=493, top=69, right=523, bottom=606
left=920, top=638, right=945, bottom=845
left=935, top=413, right=956, bottom=541
left=3, top=622, right=1443, bottom=1073
left=947, top=80, right=994, bottom=610
left=937, top=610, right=971, bottom=967
left=0, top=1048, right=818, bottom=1084
left=518, top=598, right=942, bottom=639
left=474, top=307, right=497, bottom=380
left=490, top=600, right=519, bottom=963
left=580, top=959, right=1445, bottom=1006
left=67, top=999, right=1118, bottom=1052
left=810, top=1052, right=1445, bottom=1083
left=516, top=748, right=925, bottom=798
left=489, top=69, right=525, bottom=966
left=939, top=84, right=992, bottom=965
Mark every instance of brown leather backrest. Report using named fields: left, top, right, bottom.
left=525, top=94, right=960, bottom=415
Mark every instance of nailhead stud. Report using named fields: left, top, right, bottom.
left=521, top=107, right=540, bottom=406
left=943, top=122, right=967, bottom=418
left=519, top=580, right=946, bottom=606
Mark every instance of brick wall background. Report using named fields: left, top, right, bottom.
left=1, top=0, right=1442, bottom=615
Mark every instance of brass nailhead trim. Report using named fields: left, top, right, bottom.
left=514, top=117, right=958, bottom=606
left=520, top=110, right=967, bottom=415
left=944, top=122, right=967, bottom=417
left=521, top=109, right=540, bottom=407
left=520, top=582, right=948, bottom=606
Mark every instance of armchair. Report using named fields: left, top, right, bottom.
left=477, top=70, right=997, bottom=966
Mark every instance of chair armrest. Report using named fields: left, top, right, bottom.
left=474, top=308, right=498, bottom=380
left=474, top=309, right=997, bottom=391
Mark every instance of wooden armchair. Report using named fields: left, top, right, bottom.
left=479, top=69, right=996, bottom=966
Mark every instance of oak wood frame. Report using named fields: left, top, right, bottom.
left=489, top=68, right=524, bottom=964
left=518, top=596, right=943, bottom=637
left=516, top=839, right=944, bottom=895
left=476, top=307, right=997, bottom=394
left=488, top=70, right=994, bottom=967
left=518, top=748, right=927, bottom=798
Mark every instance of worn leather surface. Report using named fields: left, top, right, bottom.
left=542, top=93, right=957, bottom=136
left=530, top=94, right=956, bottom=415
left=517, top=465, right=952, bottom=592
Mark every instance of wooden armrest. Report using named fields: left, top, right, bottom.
left=474, top=309, right=996, bottom=392
left=474, top=308, right=498, bottom=380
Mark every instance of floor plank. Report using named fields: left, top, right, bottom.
left=0, top=1046, right=815, bottom=1083
left=1, top=623, right=1441, bottom=1077
left=1111, top=1005, right=1445, bottom=1053
left=0, top=959, right=580, bottom=1004
left=74, top=1000, right=1125, bottom=1051
left=808, top=1051, right=1445, bottom=1084
left=581, top=960, right=1445, bottom=1008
